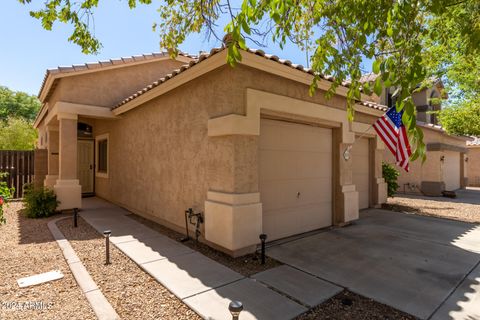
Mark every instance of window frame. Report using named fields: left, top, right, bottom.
left=95, top=133, right=109, bottom=178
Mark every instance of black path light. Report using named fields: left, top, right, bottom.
left=228, top=301, right=243, bottom=320
left=259, top=234, right=267, bottom=265
left=73, top=208, right=78, bottom=228
left=103, top=230, right=112, bottom=265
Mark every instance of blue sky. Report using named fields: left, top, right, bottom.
left=0, top=1, right=313, bottom=96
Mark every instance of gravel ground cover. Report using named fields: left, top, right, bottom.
left=296, top=290, right=417, bottom=320
left=383, top=194, right=480, bottom=223
left=128, top=214, right=282, bottom=276
left=0, top=202, right=95, bottom=320
left=57, top=217, right=200, bottom=320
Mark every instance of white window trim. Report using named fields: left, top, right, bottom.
left=95, top=133, right=109, bottom=178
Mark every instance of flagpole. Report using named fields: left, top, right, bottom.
left=354, top=124, right=374, bottom=141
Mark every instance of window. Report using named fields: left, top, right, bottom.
left=96, top=134, right=109, bottom=178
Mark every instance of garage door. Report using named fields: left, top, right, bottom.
left=443, top=151, right=461, bottom=191
left=352, top=138, right=370, bottom=209
left=259, top=119, right=332, bottom=241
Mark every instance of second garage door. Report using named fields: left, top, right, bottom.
left=352, top=137, right=370, bottom=209
left=443, top=151, right=461, bottom=191
left=259, top=119, right=332, bottom=241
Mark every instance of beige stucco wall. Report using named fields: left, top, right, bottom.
left=91, top=64, right=370, bottom=248
left=47, top=59, right=186, bottom=109
left=384, top=127, right=467, bottom=193
left=468, top=147, right=480, bottom=186
left=92, top=65, right=256, bottom=231
left=40, top=58, right=388, bottom=254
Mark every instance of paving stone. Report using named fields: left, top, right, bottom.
left=85, top=289, right=120, bottom=320
left=252, top=265, right=342, bottom=307
left=141, top=252, right=244, bottom=299
left=115, top=236, right=194, bottom=264
left=184, top=278, right=307, bottom=320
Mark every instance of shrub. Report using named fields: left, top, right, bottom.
left=23, top=183, right=59, bottom=218
left=382, top=162, right=400, bottom=197
left=0, top=172, right=14, bottom=224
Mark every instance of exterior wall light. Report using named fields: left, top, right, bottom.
left=465, top=157, right=469, bottom=162
left=343, top=145, right=352, bottom=161
left=440, top=155, right=445, bottom=162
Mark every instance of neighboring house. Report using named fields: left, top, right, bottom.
left=34, top=47, right=388, bottom=257
left=467, top=137, right=480, bottom=187
left=362, top=74, right=469, bottom=195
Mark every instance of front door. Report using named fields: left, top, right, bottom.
left=77, top=140, right=94, bottom=194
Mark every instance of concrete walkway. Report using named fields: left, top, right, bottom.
left=79, top=198, right=342, bottom=320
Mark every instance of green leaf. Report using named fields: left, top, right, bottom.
left=373, top=77, right=383, bottom=96
left=387, top=27, right=393, bottom=37
left=372, top=60, right=380, bottom=74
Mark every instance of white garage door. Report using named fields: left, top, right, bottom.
left=352, top=138, right=370, bottom=209
left=443, top=151, right=461, bottom=191
left=259, top=119, right=332, bottom=241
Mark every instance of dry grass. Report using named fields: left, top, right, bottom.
left=297, top=290, right=417, bottom=320
left=0, top=202, right=95, bottom=320
left=384, top=194, right=480, bottom=224
left=57, top=217, right=200, bottom=320
left=128, top=213, right=282, bottom=277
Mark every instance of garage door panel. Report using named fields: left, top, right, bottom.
left=352, top=138, right=370, bottom=210
left=443, top=151, right=460, bottom=191
left=260, top=150, right=331, bottom=182
left=263, top=203, right=332, bottom=239
left=260, top=179, right=332, bottom=212
left=260, top=119, right=333, bottom=241
left=260, top=120, right=332, bottom=152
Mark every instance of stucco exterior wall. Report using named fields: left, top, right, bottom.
left=92, top=63, right=357, bottom=237
left=468, top=147, right=480, bottom=186
left=47, top=59, right=186, bottom=108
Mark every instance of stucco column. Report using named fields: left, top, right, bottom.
left=333, top=127, right=359, bottom=225
left=54, top=113, right=82, bottom=210
left=204, top=135, right=262, bottom=256
left=44, top=125, right=59, bottom=188
left=460, top=152, right=467, bottom=188
left=371, top=136, right=387, bottom=207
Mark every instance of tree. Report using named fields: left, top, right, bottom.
left=422, top=4, right=480, bottom=137
left=0, top=117, right=37, bottom=150
left=438, top=101, right=480, bottom=136
left=18, top=0, right=480, bottom=161
left=0, top=86, right=41, bottom=121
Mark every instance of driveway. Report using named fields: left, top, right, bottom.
left=267, top=209, right=480, bottom=319
left=385, top=188, right=480, bottom=224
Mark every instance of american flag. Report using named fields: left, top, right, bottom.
left=373, top=106, right=412, bottom=172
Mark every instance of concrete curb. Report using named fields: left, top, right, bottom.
left=48, top=217, right=120, bottom=320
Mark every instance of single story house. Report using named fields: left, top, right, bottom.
left=34, top=47, right=388, bottom=256
left=467, top=138, right=480, bottom=187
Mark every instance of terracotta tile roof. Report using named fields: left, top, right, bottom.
left=114, top=47, right=358, bottom=109
left=344, top=73, right=380, bottom=85
left=467, top=137, right=480, bottom=146
left=38, top=51, right=197, bottom=99
left=357, top=101, right=388, bottom=112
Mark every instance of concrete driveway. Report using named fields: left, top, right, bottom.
left=267, top=209, right=480, bottom=319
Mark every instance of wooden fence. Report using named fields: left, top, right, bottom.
left=0, top=150, right=35, bottom=199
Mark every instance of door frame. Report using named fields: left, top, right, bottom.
left=78, top=138, right=95, bottom=197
